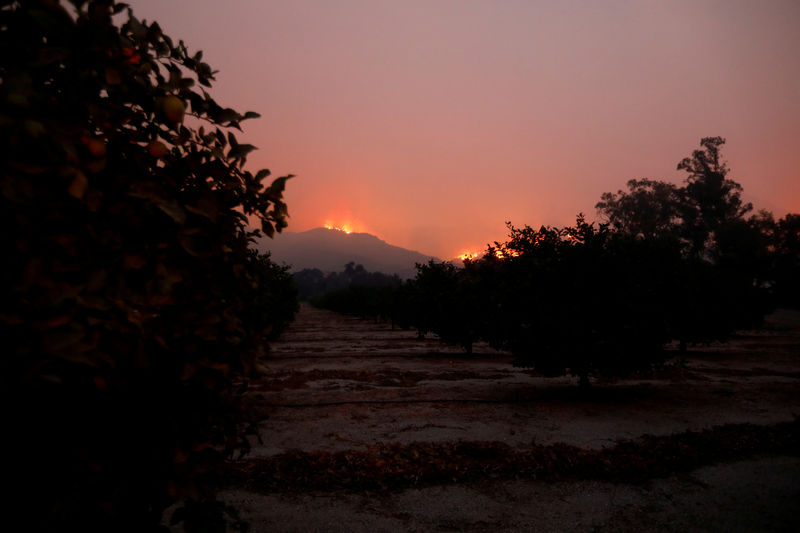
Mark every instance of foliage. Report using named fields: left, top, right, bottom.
left=1, top=1, right=294, bottom=530
left=491, top=217, right=680, bottom=384
left=596, top=137, right=754, bottom=259
left=312, top=284, right=398, bottom=321
left=244, top=251, right=299, bottom=344
left=596, top=138, right=776, bottom=342
left=294, top=262, right=401, bottom=301
left=596, top=178, right=683, bottom=239
left=408, top=260, right=490, bottom=353
left=382, top=217, right=682, bottom=384
left=772, top=214, right=800, bottom=308
left=678, top=136, right=752, bottom=256
left=304, top=263, right=401, bottom=323
left=389, top=138, right=784, bottom=385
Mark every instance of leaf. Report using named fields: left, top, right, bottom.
left=155, top=201, right=187, bottom=224
left=148, top=21, right=163, bottom=40
left=77, top=294, right=113, bottom=312
left=38, top=47, right=71, bottom=65
left=229, top=143, right=256, bottom=159
left=267, top=175, right=292, bottom=198
left=9, top=159, right=52, bottom=175
left=261, top=220, right=274, bottom=238
left=215, top=128, right=227, bottom=147
left=42, top=328, right=89, bottom=359
left=123, top=254, right=147, bottom=269
left=84, top=158, right=106, bottom=174
left=126, top=15, right=148, bottom=40
left=67, top=171, right=88, bottom=199
left=184, top=197, right=219, bottom=222
left=34, top=315, right=72, bottom=330
left=215, top=108, right=240, bottom=124
left=127, top=181, right=161, bottom=200
left=105, top=67, right=122, bottom=85
left=1, top=175, right=36, bottom=203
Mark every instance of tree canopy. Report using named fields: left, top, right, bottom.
left=595, top=178, right=682, bottom=239
left=596, top=137, right=754, bottom=259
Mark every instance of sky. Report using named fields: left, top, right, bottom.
left=130, top=0, right=800, bottom=259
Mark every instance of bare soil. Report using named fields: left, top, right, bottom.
left=208, top=304, right=800, bottom=532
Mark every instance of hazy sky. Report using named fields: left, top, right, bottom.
left=131, top=0, right=799, bottom=258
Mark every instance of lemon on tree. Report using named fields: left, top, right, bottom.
left=147, top=140, right=169, bottom=158
left=162, top=95, right=185, bottom=123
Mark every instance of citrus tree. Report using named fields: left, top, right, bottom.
left=1, top=1, right=294, bottom=530
left=486, top=217, right=679, bottom=386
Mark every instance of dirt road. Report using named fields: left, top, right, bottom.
left=212, top=304, right=800, bottom=532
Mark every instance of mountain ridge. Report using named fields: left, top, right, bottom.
left=255, top=227, right=440, bottom=278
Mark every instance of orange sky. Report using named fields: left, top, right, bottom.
left=132, top=0, right=800, bottom=259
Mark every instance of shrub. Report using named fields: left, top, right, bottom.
left=1, top=1, right=294, bottom=530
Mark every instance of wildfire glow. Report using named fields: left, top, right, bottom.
left=324, top=222, right=353, bottom=234
left=493, top=248, right=520, bottom=259
left=458, top=248, right=523, bottom=261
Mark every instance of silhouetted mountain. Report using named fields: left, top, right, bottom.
left=254, top=228, right=439, bottom=278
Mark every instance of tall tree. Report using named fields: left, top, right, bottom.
left=677, top=136, right=752, bottom=256
left=597, top=137, right=753, bottom=258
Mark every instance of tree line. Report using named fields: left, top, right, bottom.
left=314, top=138, right=799, bottom=388
left=294, top=262, right=401, bottom=301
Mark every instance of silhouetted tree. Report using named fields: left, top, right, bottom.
left=597, top=138, right=753, bottom=260
left=301, top=263, right=403, bottom=324
left=295, top=263, right=401, bottom=301
left=492, top=216, right=677, bottom=387
left=245, top=251, right=299, bottom=344
left=596, top=138, right=771, bottom=347
left=426, top=260, right=485, bottom=354
left=678, top=136, right=752, bottom=257
left=292, top=267, right=328, bottom=300
left=401, top=138, right=775, bottom=386
left=397, top=217, right=679, bottom=386
left=772, top=213, right=800, bottom=308
left=596, top=178, right=683, bottom=239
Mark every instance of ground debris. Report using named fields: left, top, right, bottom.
left=250, top=368, right=510, bottom=391
left=232, top=418, right=799, bottom=493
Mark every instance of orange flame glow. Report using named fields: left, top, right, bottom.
left=458, top=248, right=521, bottom=261
left=324, top=221, right=354, bottom=234
left=493, top=248, right=520, bottom=259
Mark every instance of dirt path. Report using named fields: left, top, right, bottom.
left=212, top=304, right=800, bottom=532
